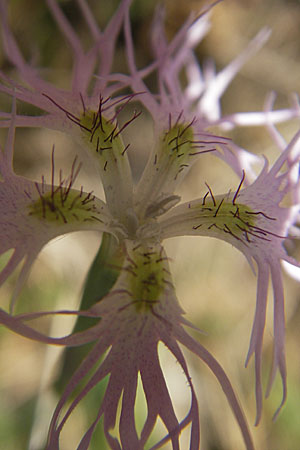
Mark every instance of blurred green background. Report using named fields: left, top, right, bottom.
left=1, top=0, right=300, bottom=449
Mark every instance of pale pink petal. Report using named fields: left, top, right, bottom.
left=199, top=28, right=271, bottom=121
left=175, top=326, right=255, bottom=450
left=119, top=370, right=139, bottom=448
left=266, top=260, right=287, bottom=421
left=245, top=260, right=269, bottom=425
left=158, top=129, right=300, bottom=425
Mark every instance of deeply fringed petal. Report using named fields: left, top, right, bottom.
left=0, top=97, right=131, bottom=309
left=192, top=28, right=270, bottom=122
left=45, top=0, right=133, bottom=95
left=158, top=130, right=300, bottom=422
left=124, top=1, right=299, bottom=134
left=174, top=325, right=254, bottom=450
left=244, top=260, right=269, bottom=426
left=47, top=240, right=254, bottom=449
left=0, top=171, right=113, bottom=308
left=0, top=0, right=131, bottom=108
left=0, top=1, right=299, bottom=448
left=0, top=240, right=254, bottom=449
left=0, top=1, right=137, bottom=221
left=123, top=3, right=298, bottom=211
left=0, top=108, right=114, bottom=309
left=0, top=0, right=132, bottom=146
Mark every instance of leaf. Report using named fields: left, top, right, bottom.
left=54, top=232, right=123, bottom=392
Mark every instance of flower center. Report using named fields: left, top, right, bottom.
left=125, top=243, right=171, bottom=312
left=28, top=186, right=102, bottom=225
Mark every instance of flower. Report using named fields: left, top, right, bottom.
left=0, top=97, right=257, bottom=449
left=0, top=1, right=300, bottom=449
left=1, top=95, right=299, bottom=448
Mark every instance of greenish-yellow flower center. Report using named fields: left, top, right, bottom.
left=190, top=198, right=256, bottom=242
left=158, top=122, right=195, bottom=178
left=128, top=246, right=169, bottom=311
left=28, top=186, right=103, bottom=225
left=80, top=109, right=128, bottom=168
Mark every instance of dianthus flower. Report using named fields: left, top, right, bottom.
left=0, top=1, right=300, bottom=449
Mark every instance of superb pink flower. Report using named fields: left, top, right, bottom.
left=0, top=1, right=300, bottom=449
left=0, top=100, right=256, bottom=449
left=1, top=93, right=299, bottom=448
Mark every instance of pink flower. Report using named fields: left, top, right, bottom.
left=0, top=1, right=299, bottom=449
left=0, top=93, right=256, bottom=449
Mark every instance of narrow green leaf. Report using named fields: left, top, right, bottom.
left=54, top=232, right=123, bottom=391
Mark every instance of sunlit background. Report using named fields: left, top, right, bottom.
left=1, top=0, right=300, bottom=449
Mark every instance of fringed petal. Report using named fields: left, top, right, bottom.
left=0, top=308, right=102, bottom=346
left=48, top=345, right=113, bottom=449
left=0, top=0, right=132, bottom=137
left=0, top=172, right=114, bottom=306
left=158, top=130, right=300, bottom=425
left=175, top=326, right=255, bottom=450
left=0, top=102, right=116, bottom=307
left=140, top=345, right=181, bottom=450
left=199, top=28, right=270, bottom=121
left=266, top=261, right=287, bottom=421
left=245, top=260, right=269, bottom=425
left=119, top=370, right=139, bottom=448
